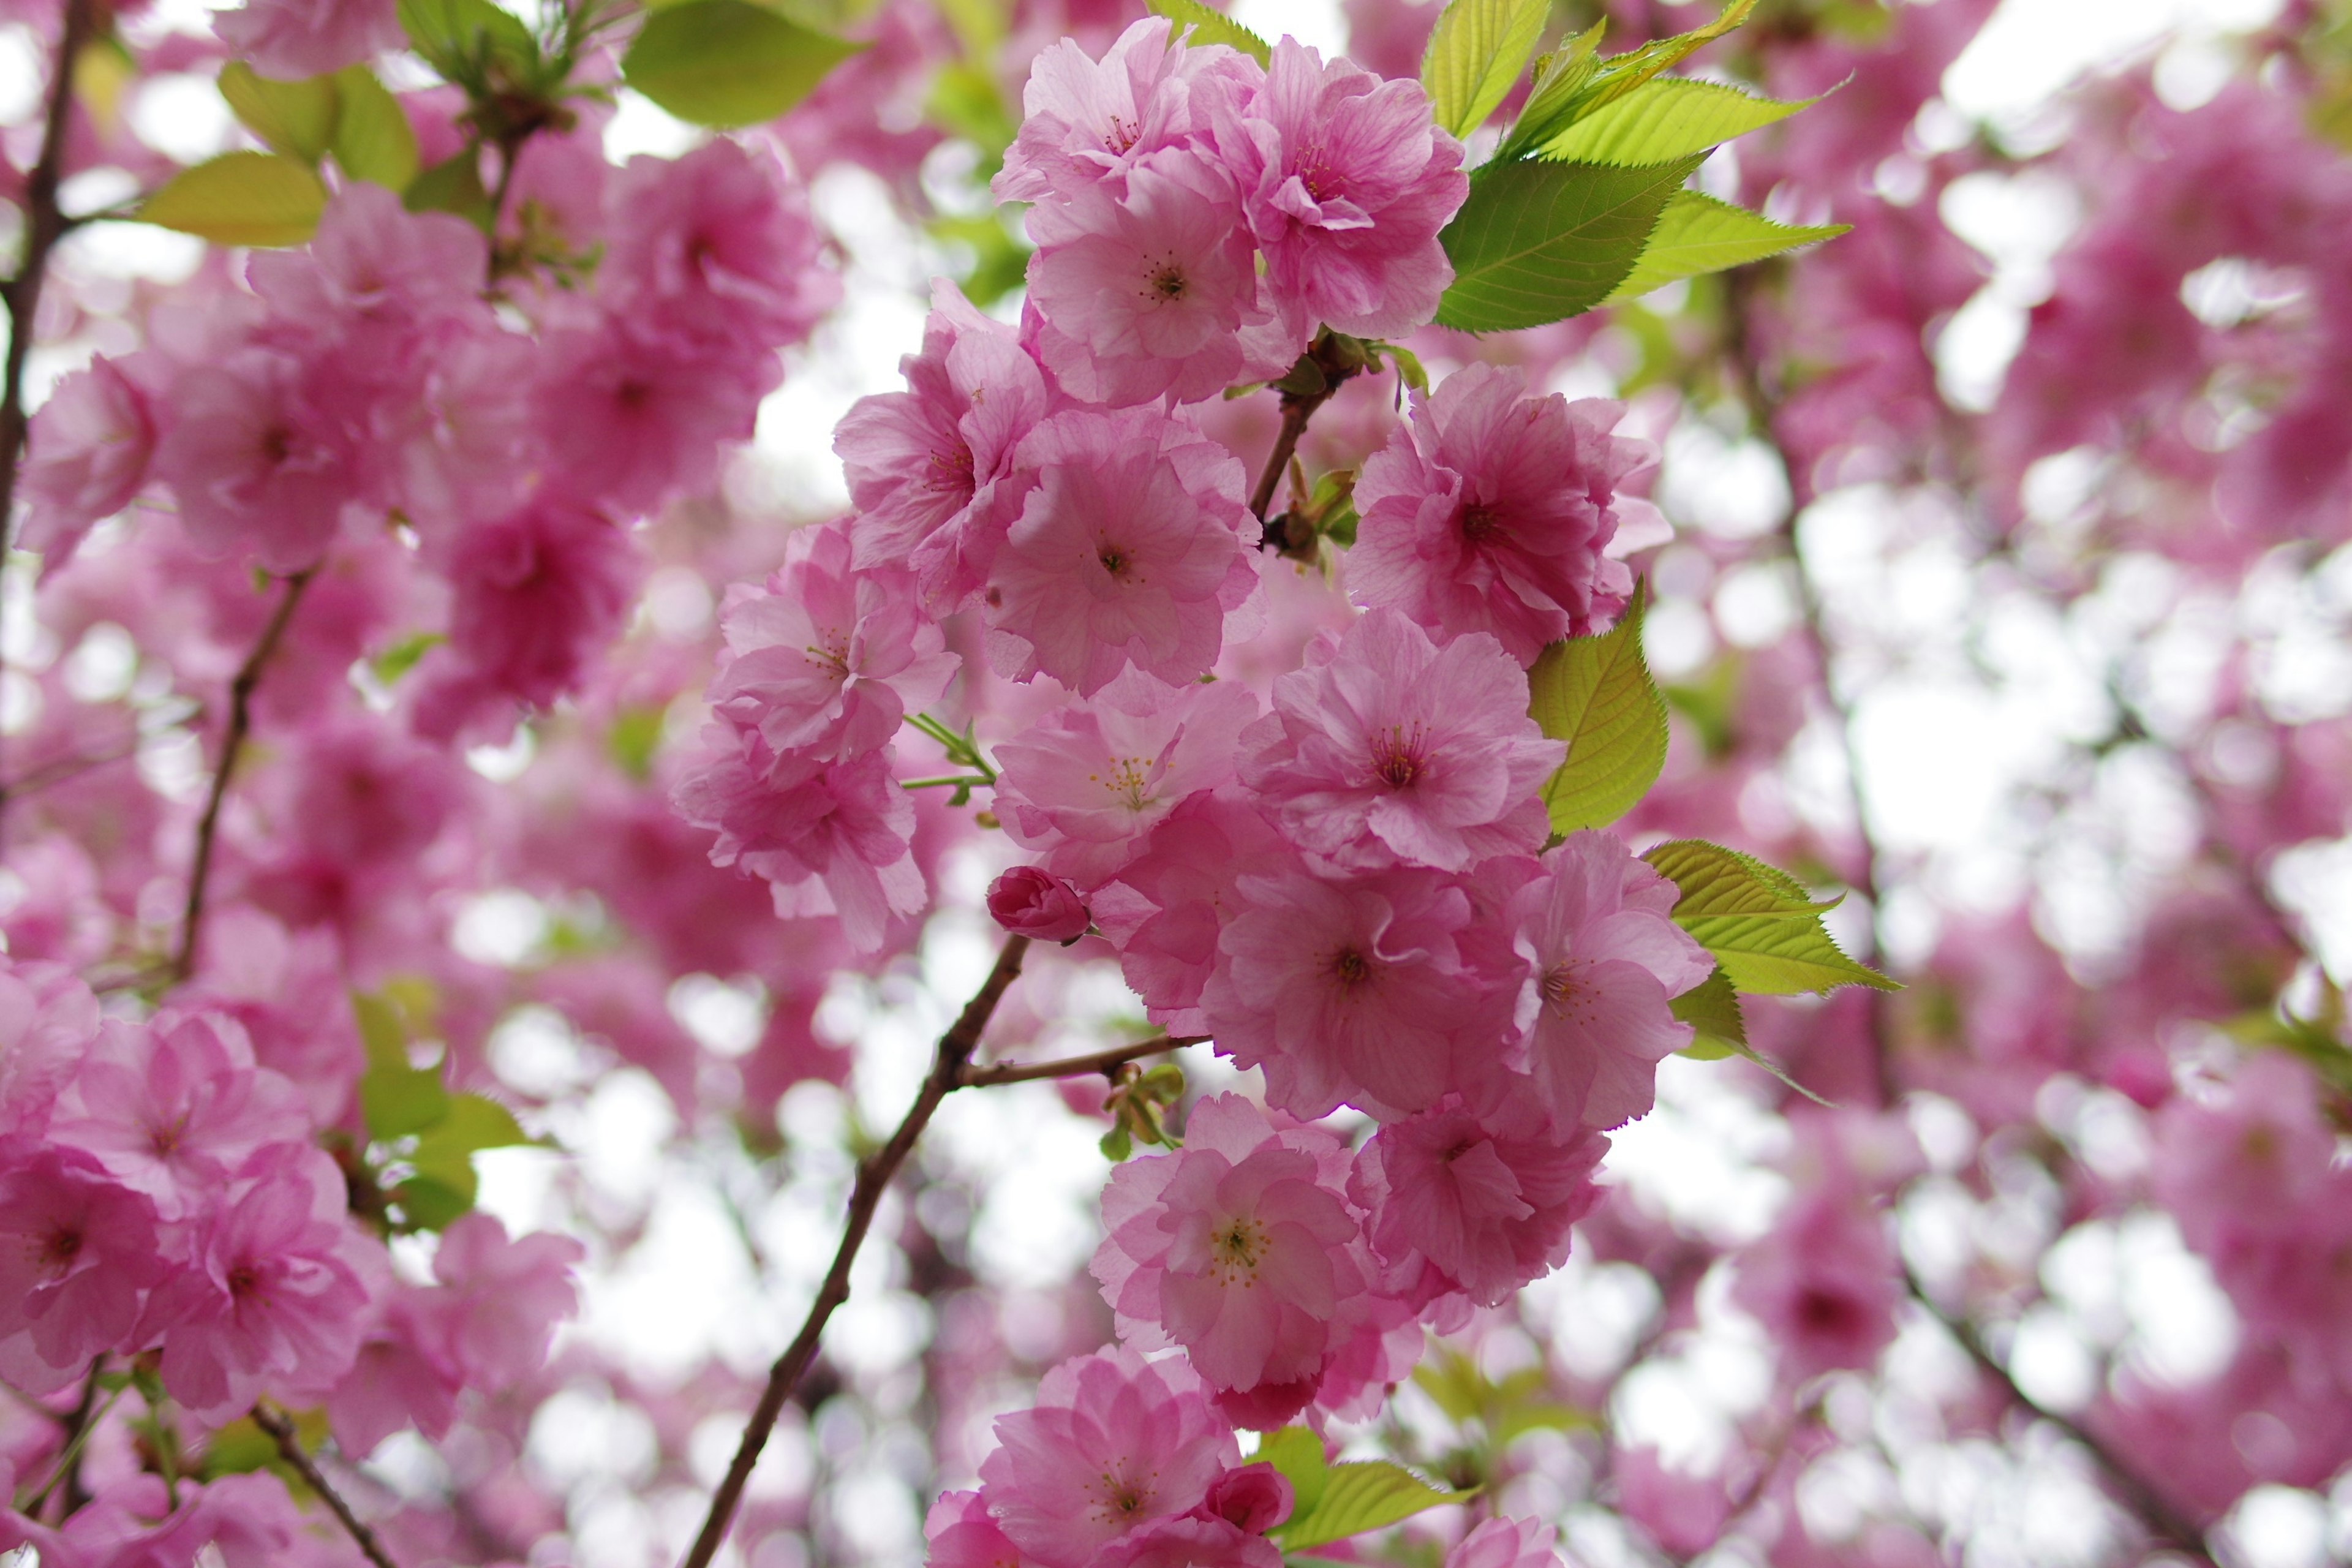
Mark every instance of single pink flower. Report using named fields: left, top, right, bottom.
left=18, top=357, right=154, bottom=567
left=993, top=671, right=1261, bottom=889
left=0, top=1139, right=168, bottom=1393
left=1351, top=364, right=1662, bottom=663
left=213, top=0, right=399, bottom=76
left=247, top=183, right=492, bottom=351
left=979, top=1346, right=1238, bottom=1568
left=995, top=17, right=1260, bottom=206
left=0, top=958, right=101, bottom=1137
left=1198, top=1463, right=1292, bottom=1535
left=1238, top=608, right=1562, bottom=872
left=709, top=518, right=956, bottom=760
left=1447, top=1517, right=1564, bottom=1568
left=987, top=407, right=1258, bottom=695
left=1208, top=38, right=1467, bottom=338
left=536, top=311, right=778, bottom=517
left=1096, top=1516, right=1283, bottom=1568
left=429, top=1210, right=585, bottom=1384
left=150, top=347, right=361, bottom=573
left=603, top=139, right=837, bottom=349
left=1504, top=832, right=1714, bottom=1130
left=988, top=867, right=1092, bottom=943
left=1732, top=1185, right=1901, bottom=1385
left=927, top=1490, right=1036, bottom=1568
left=1090, top=791, right=1289, bottom=1036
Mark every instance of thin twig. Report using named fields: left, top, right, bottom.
left=170, top=569, right=315, bottom=983
left=959, top=1034, right=1203, bottom=1088
left=1250, top=333, right=1368, bottom=554
left=25, top=1359, right=108, bottom=1518
left=251, top=1403, right=402, bottom=1568
left=679, top=935, right=1033, bottom=1568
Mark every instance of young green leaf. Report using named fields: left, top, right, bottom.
left=138, top=152, right=328, bottom=247
left=399, top=0, right=537, bottom=78
left=1671, top=965, right=1746, bottom=1058
left=1539, top=77, right=1814, bottom=165
left=1254, top=1427, right=1329, bottom=1521
left=1602, top=191, right=1847, bottom=302
left=396, top=1092, right=532, bottom=1227
left=331, top=66, right=421, bottom=190
left=1420, top=0, right=1551, bottom=141
left=1502, top=0, right=1757, bottom=157
left=1436, top=156, right=1701, bottom=331
left=622, top=0, right=867, bottom=129
left=1643, top=839, right=1898, bottom=995
left=405, top=149, right=495, bottom=229
left=216, top=63, right=338, bottom=164
left=355, top=992, right=450, bottom=1140
left=1500, top=21, right=1605, bottom=162
left=1526, top=581, right=1669, bottom=834
left=1276, top=1461, right=1469, bottom=1551
left=1147, top=0, right=1272, bottom=65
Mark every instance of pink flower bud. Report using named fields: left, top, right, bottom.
left=988, top=867, right=1091, bottom=943
left=1200, top=1462, right=1294, bottom=1535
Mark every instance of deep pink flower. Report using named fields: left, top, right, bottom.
left=1503, top=832, right=1713, bottom=1129
left=979, top=1346, right=1238, bottom=1568
left=603, top=140, right=836, bottom=348
left=1202, top=862, right=1507, bottom=1120
left=537, top=312, right=777, bottom=517
left=995, top=17, right=1259, bottom=206
left=247, top=183, right=492, bottom=350
left=1199, top=1463, right=1293, bottom=1535
left=329, top=1287, right=462, bottom=1457
left=837, top=282, right=1052, bottom=612
left=1447, top=1517, right=1564, bottom=1568
left=993, top=672, right=1261, bottom=889
left=0, top=1139, right=168, bottom=1394
left=0, top=1473, right=296, bottom=1568
left=1352, top=1093, right=1607, bottom=1311
left=1027, top=149, right=1278, bottom=408
left=709, top=519, right=956, bottom=760
left=1090, top=791, right=1289, bottom=1035
left=18, top=357, right=154, bottom=567
left=1732, top=1184, right=1901, bottom=1385
left=150, top=347, right=360, bottom=573
left=213, top=0, right=399, bottom=76
left=1238, top=608, right=1562, bottom=872
left=1351, top=364, right=1664, bottom=663
left=1095, top=1094, right=1370, bottom=1419
left=1096, top=1517, right=1283, bottom=1568
left=988, top=867, right=1092, bottom=943
left=671, top=732, right=924, bottom=954
left=987, top=407, right=1257, bottom=695
left=1208, top=39, right=1466, bottom=338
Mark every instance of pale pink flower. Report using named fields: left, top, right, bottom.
left=1095, top=1093, right=1369, bottom=1421
left=995, top=17, right=1259, bottom=205
left=1208, top=39, right=1466, bottom=338
left=328, top=1288, right=462, bottom=1457
left=0, top=1139, right=168, bottom=1394
left=1351, top=364, right=1663, bottom=663
left=1027, top=149, right=1275, bottom=407
left=214, top=0, right=399, bottom=76
left=993, top=671, right=1261, bottom=888
left=429, top=1210, right=585, bottom=1384
left=987, top=407, right=1257, bottom=695
left=837, top=281, right=1052, bottom=611
left=150, top=347, right=360, bottom=573
left=1351, top=1093, right=1607, bottom=1310
left=143, top=1143, right=378, bottom=1422
left=710, top=520, right=956, bottom=760
left=979, top=1346, right=1238, bottom=1568
left=987, top=867, right=1091, bottom=942
left=1090, top=791, right=1288, bottom=1035
left=1202, top=862, right=1507, bottom=1120
left=927, top=1490, right=1035, bottom=1568
left=671, top=732, right=924, bottom=954
left=0, top=1473, right=296, bottom=1568
left=1612, top=1449, right=1733, bottom=1558
left=1504, top=832, right=1713, bottom=1129
left=1238, top=608, right=1562, bottom=872
left=1732, top=1185, right=1901, bottom=1384
left=247, top=183, right=491, bottom=349
left=19, top=357, right=154, bottom=566
left=0, top=958, right=101, bottom=1137
left=1448, top=1517, right=1564, bottom=1568
left=604, top=140, right=837, bottom=347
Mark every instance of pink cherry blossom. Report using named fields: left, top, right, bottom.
left=987, top=407, right=1258, bottom=695
left=1095, top=1093, right=1370, bottom=1422
left=1208, top=38, right=1466, bottom=338
left=149, top=347, right=360, bottom=573
left=993, top=672, right=1261, bottom=888
left=328, top=1287, right=462, bottom=1457
left=18, top=357, right=155, bottom=567
left=213, top=0, right=399, bottom=76
left=430, top=1210, right=586, bottom=1381
left=1096, top=1516, right=1283, bottom=1568
left=1351, top=364, right=1662, bottom=663
left=927, top=1490, right=1035, bottom=1568
left=0, top=1139, right=167, bottom=1393
left=987, top=867, right=1092, bottom=942
left=0, top=958, right=100, bottom=1136
left=1090, top=791, right=1289, bottom=1035
left=1199, top=1463, right=1292, bottom=1534
left=1351, top=1092, right=1607, bottom=1310
left=535, top=312, right=778, bottom=518
left=1238, top=608, right=1562, bottom=872
left=246, top=183, right=492, bottom=350
left=1732, top=1182, right=1902, bottom=1384
left=1504, top=832, right=1714, bottom=1129
left=978, top=1346, right=1238, bottom=1568
left=995, top=18, right=1259, bottom=206
left=1447, top=1517, right=1565, bottom=1568
left=709, top=519, right=956, bottom=760
left=603, top=139, right=837, bottom=348
left=836, top=282, right=1052, bottom=611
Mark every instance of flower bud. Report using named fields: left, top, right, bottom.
left=987, top=866, right=1091, bottom=943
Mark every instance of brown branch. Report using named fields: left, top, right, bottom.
left=1251, top=332, right=1370, bottom=555
left=959, top=1034, right=1204, bottom=1088
left=170, top=569, right=315, bottom=983
left=251, top=1403, right=402, bottom=1568
left=679, top=935, right=1033, bottom=1568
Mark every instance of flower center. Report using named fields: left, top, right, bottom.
left=227, top=1262, right=263, bottom=1300
left=1540, top=962, right=1598, bottom=1023
left=1207, top=1214, right=1268, bottom=1285
left=1148, top=266, right=1188, bottom=301
left=1089, top=755, right=1154, bottom=812
left=1370, top=723, right=1428, bottom=789
left=1093, top=1468, right=1153, bottom=1525
left=1105, top=115, right=1141, bottom=155
left=41, top=1224, right=83, bottom=1270
left=1460, top=502, right=1504, bottom=541
left=1332, top=948, right=1373, bottom=987
left=1098, top=543, right=1132, bottom=578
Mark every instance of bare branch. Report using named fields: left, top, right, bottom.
left=251, top=1402, right=403, bottom=1568
left=959, top=1034, right=1203, bottom=1088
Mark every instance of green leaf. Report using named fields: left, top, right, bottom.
left=608, top=703, right=667, bottom=780
left=1643, top=840, right=1898, bottom=995
left=331, top=66, right=420, bottom=190
left=622, top=0, right=866, bottom=129
left=1277, top=1461, right=1470, bottom=1551
left=137, top=151, right=327, bottom=247
left=403, top=149, right=494, bottom=230
left=1603, top=190, right=1847, bottom=302
left=1255, top=1428, right=1329, bottom=1521
left=1527, top=581, right=1668, bottom=834
left=1501, top=21, right=1605, bottom=163
left=1436, top=155, right=1701, bottom=331
left=398, top=0, right=537, bottom=78
left=216, top=64, right=337, bottom=164
left=1672, top=966, right=1745, bottom=1058
left=1420, top=0, right=1550, bottom=141
left=370, top=631, right=445, bottom=686
left=1540, top=76, right=1812, bottom=165
left=1146, top=0, right=1272, bottom=65
left=355, top=992, right=450, bottom=1140
left=1501, top=0, right=1757, bottom=158
left=396, top=1092, right=532, bottom=1226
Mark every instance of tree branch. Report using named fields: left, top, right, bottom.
left=1251, top=332, right=1369, bottom=556
left=679, top=935, right=1033, bottom=1568
left=959, top=1034, right=1203, bottom=1088
left=170, top=569, right=315, bottom=984
left=251, top=1403, right=402, bottom=1568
